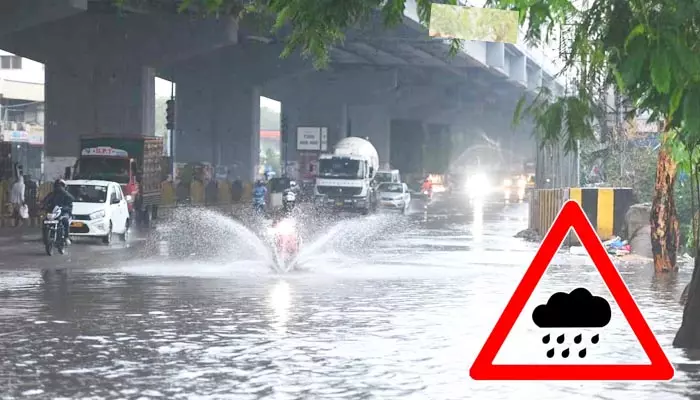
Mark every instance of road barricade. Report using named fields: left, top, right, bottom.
left=528, top=187, right=635, bottom=243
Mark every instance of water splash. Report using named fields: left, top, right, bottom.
left=291, top=213, right=409, bottom=270
left=151, top=208, right=276, bottom=270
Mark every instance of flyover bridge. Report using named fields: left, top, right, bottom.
left=0, top=0, right=569, bottom=181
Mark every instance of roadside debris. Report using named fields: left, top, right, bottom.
left=514, top=228, right=541, bottom=243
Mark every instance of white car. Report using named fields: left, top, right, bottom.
left=377, top=182, right=411, bottom=213
left=65, top=180, right=130, bottom=244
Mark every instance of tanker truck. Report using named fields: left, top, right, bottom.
left=314, top=137, right=379, bottom=215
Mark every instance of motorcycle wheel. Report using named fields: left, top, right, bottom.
left=45, top=239, right=54, bottom=256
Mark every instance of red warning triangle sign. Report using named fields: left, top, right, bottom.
left=469, top=200, right=674, bottom=381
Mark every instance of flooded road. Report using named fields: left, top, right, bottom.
left=0, top=201, right=697, bottom=399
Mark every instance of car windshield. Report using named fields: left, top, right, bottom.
left=67, top=185, right=108, bottom=203
left=378, top=183, right=403, bottom=193
left=318, top=159, right=363, bottom=179
left=75, top=157, right=130, bottom=184
left=375, top=173, right=392, bottom=183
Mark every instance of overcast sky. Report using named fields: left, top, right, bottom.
left=155, top=77, right=281, bottom=112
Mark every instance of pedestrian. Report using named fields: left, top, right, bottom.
left=9, top=175, right=25, bottom=227
left=24, top=175, right=38, bottom=225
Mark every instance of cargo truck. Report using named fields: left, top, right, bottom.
left=71, top=135, right=164, bottom=226
left=314, top=137, right=379, bottom=214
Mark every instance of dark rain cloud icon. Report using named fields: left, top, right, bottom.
left=531, top=287, right=611, bottom=359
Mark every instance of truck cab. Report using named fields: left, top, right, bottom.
left=315, top=155, right=376, bottom=214
left=72, top=149, right=141, bottom=213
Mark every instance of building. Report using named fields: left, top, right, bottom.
left=0, top=50, right=45, bottom=180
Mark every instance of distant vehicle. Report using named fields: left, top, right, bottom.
left=377, top=182, right=411, bottom=214
left=502, top=174, right=528, bottom=202
left=314, top=137, right=379, bottom=215
left=65, top=180, right=130, bottom=244
left=374, top=169, right=401, bottom=185
left=71, top=135, right=164, bottom=227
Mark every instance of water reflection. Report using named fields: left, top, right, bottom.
left=471, top=199, right=484, bottom=243
left=0, top=203, right=696, bottom=399
left=269, top=280, right=291, bottom=335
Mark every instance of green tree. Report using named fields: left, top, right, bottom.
left=155, top=96, right=170, bottom=136
left=260, top=106, right=280, bottom=130
left=263, top=147, right=281, bottom=173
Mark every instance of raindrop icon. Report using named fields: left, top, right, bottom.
left=562, top=348, right=570, bottom=358
left=542, top=334, right=550, bottom=344
left=557, top=334, right=565, bottom=344
left=579, top=348, right=587, bottom=358
left=591, top=334, right=600, bottom=344
left=546, top=348, right=555, bottom=358
left=574, top=334, right=582, bottom=344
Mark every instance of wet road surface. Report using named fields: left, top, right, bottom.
left=0, top=199, right=698, bottom=399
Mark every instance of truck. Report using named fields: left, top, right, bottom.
left=71, top=135, right=164, bottom=226
left=314, top=137, right=379, bottom=214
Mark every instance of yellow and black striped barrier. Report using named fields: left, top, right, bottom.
left=568, top=187, right=634, bottom=241
left=529, top=187, right=635, bottom=242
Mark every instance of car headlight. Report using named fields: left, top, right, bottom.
left=467, top=173, right=489, bottom=191
left=503, top=178, right=513, bottom=186
left=517, top=178, right=527, bottom=188
left=89, top=210, right=106, bottom=220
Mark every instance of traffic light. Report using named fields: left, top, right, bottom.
left=165, top=99, right=175, bottom=130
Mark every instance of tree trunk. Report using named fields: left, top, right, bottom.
left=674, top=255, right=700, bottom=348
left=650, top=139, right=679, bottom=273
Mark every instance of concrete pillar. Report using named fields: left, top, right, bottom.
left=175, top=73, right=260, bottom=182
left=281, top=99, right=347, bottom=168
left=348, top=104, right=391, bottom=169
left=45, top=59, right=155, bottom=157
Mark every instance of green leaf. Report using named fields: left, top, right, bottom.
left=670, top=86, right=684, bottom=120
left=683, top=86, right=700, bottom=140
left=650, top=50, right=671, bottom=94
left=624, top=24, right=646, bottom=50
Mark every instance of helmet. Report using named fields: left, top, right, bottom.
left=290, top=180, right=297, bottom=188
left=54, top=179, right=66, bottom=189
left=256, top=180, right=264, bottom=186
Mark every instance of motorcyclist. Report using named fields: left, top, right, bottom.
left=41, top=179, right=75, bottom=244
left=270, top=214, right=300, bottom=262
left=421, top=177, right=433, bottom=197
left=282, top=181, right=298, bottom=215
left=252, top=179, right=268, bottom=214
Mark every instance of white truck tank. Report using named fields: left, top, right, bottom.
left=332, top=137, right=379, bottom=179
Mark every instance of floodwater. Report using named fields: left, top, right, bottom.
left=0, top=200, right=697, bottom=399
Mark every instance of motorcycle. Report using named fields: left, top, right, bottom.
left=267, top=218, right=301, bottom=270
left=282, top=189, right=296, bottom=214
left=253, top=200, right=266, bottom=216
left=42, top=206, right=68, bottom=256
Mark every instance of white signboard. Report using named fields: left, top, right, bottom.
left=297, top=127, right=321, bottom=150
left=320, top=127, right=328, bottom=151
left=81, top=147, right=129, bottom=157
